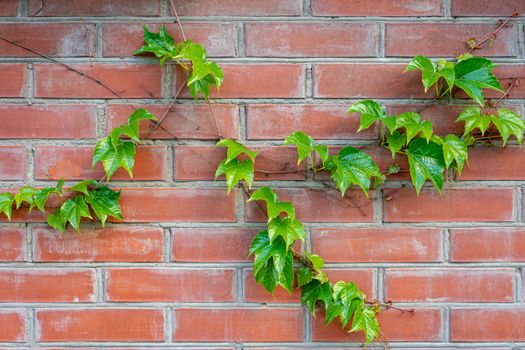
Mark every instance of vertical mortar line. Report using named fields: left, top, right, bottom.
left=443, top=307, right=450, bottom=342
left=515, top=187, right=523, bottom=222
left=302, top=0, right=312, bottom=17
left=305, top=63, right=313, bottom=99
left=96, top=103, right=107, bottom=139
left=96, top=268, right=104, bottom=303
left=304, top=305, right=311, bottom=343
left=235, top=186, right=246, bottom=223
left=166, top=143, right=175, bottom=182
left=19, top=0, right=28, bottom=17
left=515, top=268, right=522, bottom=303
left=236, top=22, right=246, bottom=58
left=443, top=0, right=452, bottom=18
left=378, top=22, right=385, bottom=58
left=518, top=23, right=525, bottom=59
left=165, top=305, right=173, bottom=342
left=236, top=267, right=244, bottom=303
left=239, top=104, right=247, bottom=141
left=160, top=0, right=169, bottom=17
left=376, top=267, right=385, bottom=303
left=442, top=228, right=451, bottom=262
left=163, top=64, right=173, bottom=100
left=373, top=189, right=384, bottom=224
left=94, top=22, right=102, bottom=58
left=26, top=62, right=34, bottom=104
left=164, top=227, right=172, bottom=263
left=25, top=223, right=32, bottom=262
left=28, top=307, right=35, bottom=345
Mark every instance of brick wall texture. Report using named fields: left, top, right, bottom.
left=0, top=0, right=524, bottom=348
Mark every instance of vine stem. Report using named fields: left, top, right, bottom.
left=169, top=0, right=187, bottom=42
left=466, top=11, right=518, bottom=54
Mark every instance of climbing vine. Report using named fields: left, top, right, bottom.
left=0, top=8, right=523, bottom=346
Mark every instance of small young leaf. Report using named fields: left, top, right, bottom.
left=59, top=195, right=93, bottom=233
left=127, top=108, right=157, bottom=139
left=491, top=108, right=525, bottom=145
left=215, top=158, right=255, bottom=193
left=216, top=139, right=257, bottom=163
left=268, top=216, right=305, bottom=249
left=406, top=138, right=446, bottom=194
left=248, top=187, right=295, bottom=221
left=306, top=252, right=324, bottom=272
left=134, top=25, right=176, bottom=63
left=14, top=186, right=37, bottom=210
left=396, top=112, right=428, bottom=144
left=442, top=134, right=468, bottom=173
left=348, top=100, right=387, bottom=132
left=47, top=208, right=66, bottom=233
left=456, top=106, right=492, bottom=136
left=301, top=279, right=332, bottom=313
left=405, top=56, right=440, bottom=92
left=297, top=267, right=313, bottom=288
left=85, top=186, right=123, bottom=227
left=0, top=192, right=15, bottom=220
left=386, top=131, right=407, bottom=159
left=350, top=304, right=380, bottom=344
left=69, top=180, right=98, bottom=195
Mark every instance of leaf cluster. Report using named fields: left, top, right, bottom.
left=135, top=25, right=224, bottom=99
left=214, top=139, right=257, bottom=193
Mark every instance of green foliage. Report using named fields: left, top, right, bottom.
left=0, top=192, right=14, bottom=220
left=215, top=139, right=257, bottom=192
left=301, top=279, right=332, bottom=313
left=441, top=135, right=468, bottom=174
left=248, top=187, right=295, bottom=222
left=93, top=109, right=157, bottom=180
left=491, top=108, right=525, bottom=145
left=406, top=55, right=502, bottom=105
left=456, top=106, right=493, bottom=136
left=284, top=131, right=328, bottom=164
left=406, top=138, right=446, bottom=194
left=135, top=25, right=223, bottom=99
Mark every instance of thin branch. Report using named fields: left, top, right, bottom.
left=169, top=0, right=187, bottom=42
left=466, top=12, right=519, bottom=54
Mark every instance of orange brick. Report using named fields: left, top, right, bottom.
left=0, top=227, right=25, bottom=261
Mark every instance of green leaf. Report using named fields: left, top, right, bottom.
left=348, top=100, right=387, bottom=132
left=327, top=146, right=381, bottom=196
left=134, top=25, right=176, bottom=63
left=301, top=279, right=332, bottom=313
left=14, top=186, right=37, bottom=211
left=253, top=258, right=279, bottom=293
left=0, top=192, right=14, bottom=220
left=59, top=195, right=92, bottom=233
left=325, top=301, right=344, bottom=325
left=456, top=106, right=492, bottom=136
left=278, top=251, right=294, bottom=293
left=454, top=57, right=503, bottom=106
left=268, top=216, right=305, bottom=249
left=491, top=108, right=525, bottom=145
left=405, top=56, right=440, bottom=92
left=215, top=159, right=254, bottom=193
left=85, top=186, right=123, bottom=227
left=127, top=108, right=157, bottom=139
left=93, top=138, right=136, bottom=180
left=47, top=208, right=66, bottom=233
left=306, top=252, right=324, bottom=272
left=33, top=180, right=64, bottom=213
left=442, top=134, right=468, bottom=173
left=216, top=139, right=256, bottom=163
left=406, top=138, right=445, bottom=194
left=248, top=187, right=295, bottom=221
left=69, top=180, right=98, bottom=195
left=396, top=112, right=431, bottom=144
left=386, top=131, right=407, bottom=159
left=284, top=131, right=328, bottom=164
left=350, top=304, right=380, bottom=344
left=297, top=267, right=313, bottom=288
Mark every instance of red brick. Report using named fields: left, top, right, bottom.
left=245, top=23, right=377, bottom=57
left=386, top=23, right=518, bottom=57
left=0, top=146, right=26, bottom=180
left=245, top=188, right=374, bottom=223
left=0, top=23, right=95, bottom=57
left=0, top=269, right=95, bottom=302
left=102, top=22, right=236, bottom=57
left=34, top=64, right=162, bottom=98
left=246, top=104, right=379, bottom=140
left=450, top=228, right=525, bottom=262
left=0, top=64, right=26, bottom=97
left=27, top=0, right=161, bottom=16
left=175, top=64, right=306, bottom=98
left=312, top=228, right=441, bottom=262
left=383, top=188, right=515, bottom=222
left=0, top=227, right=25, bottom=261
left=170, top=0, right=301, bottom=16
left=107, top=103, right=239, bottom=140
left=451, top=308, right=525, bottom=341
left=35, top=145, right=166, bottom=181
left=174, top=146, right=305, bottom=181
left=451, top=0, right=525, bottom=16
left=312, top=0, right=443, bottom=16
left=36, top=309, right=164, bottom=342
left=0, top=310, right=25, bottom=342
left=172, top=228, right=256, bottom=262
left=314, top=64, right=429, bottom=98
left=489, top=65, right=525, bottom=98
left=173, top=308, right=304, bottom=341
left=33, top=226, right=164, bottom=262
left=244, top=268, right=375, bottom=303
left=312, top=308, right=442, bottom=341
left=385, top=268, right=515, bottom=302
left=0, top=104, right=96, bottom=139
left=460, top=147, right=525, bottom=180
left=106, top=268, right=235, bottom=302
left=119, top=188, right=236, bottom=222
left=0, top=0, right=18, bottom=16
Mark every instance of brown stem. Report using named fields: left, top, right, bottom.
left=169, top=0, right=187, bottom=42
left=466, top=12, right=518, bottom=53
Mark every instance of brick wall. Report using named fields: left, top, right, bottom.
left=0, top=0, right=524, bottom=348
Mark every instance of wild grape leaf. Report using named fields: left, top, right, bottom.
left=350, top=304, right=380, bottom=344
left=491, top=108, right=525, bottom=145
left=406, top=138, right=445, bottom=194
left=396, top=112, right=433, bottom=144
left=69, top=180, right=98, bottom=195
left=268, top=216, right=305, bottom=248
left=455, top=106, right=492, bottom=136
left=405, top=56, right=441, bottom=92
left=248, top=187, right=295, bottom=221
left=85, top=186, right=123, bottom=227
left=325, top=301, right=344, bottom=325
left=0, top=192, right=14, bottom=220
left=306, top=252, right=324, bottom=272
left=215, top=158, right=254, bottom=193
left=386, top=131, right=407, bottom=158
left=278, top=251, right=294, bottom=293
left=14, top=186, right=37, bottom=211
left=93, top=137, right=136, bottom=180
left=59, top=195, right=92, bottom=233
left=348, top=100, right=387, bottom=132
left=34, top=179, right=64, bottom=212
left=47, top=208, right=66, bottom=233
left=327, top=146, right=382, bottom=196
left=284, top=131, right=328, bottom=164
left=328, top=281, right=366, bottom=327
left=127, top=108, right=157, bottom=138
left=253, top=258, right=279, bottom=293
left=301, top=279, right=332, bottom=313
left=454, top=57, right=503, bottom=106
left=134, top=25, right=176, bottom=63
left=442, top=134, right=468, bottom=173
left=297, top=267, right=313, bottom=288
left=216, top=139, right=256, bottom=163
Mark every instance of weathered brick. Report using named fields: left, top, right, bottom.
left=170, top=0, right=301, bottom=16
left=0, top=228, right=25, bottom=261
left=0, top=146, right=26, bottom=180
left=451, top=0, right=525, bottom=16
left=312, top=0, right=443, bottom=16
left=451, top=308, right=525, bottom=341
left=0, top=64, right=26, bottom=97
left=27, top=0, right=161, bottom=16
left=0, top=310, right=26, bottom=342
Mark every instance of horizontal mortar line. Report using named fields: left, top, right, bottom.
left=0, top=303, right=305, bottom=309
